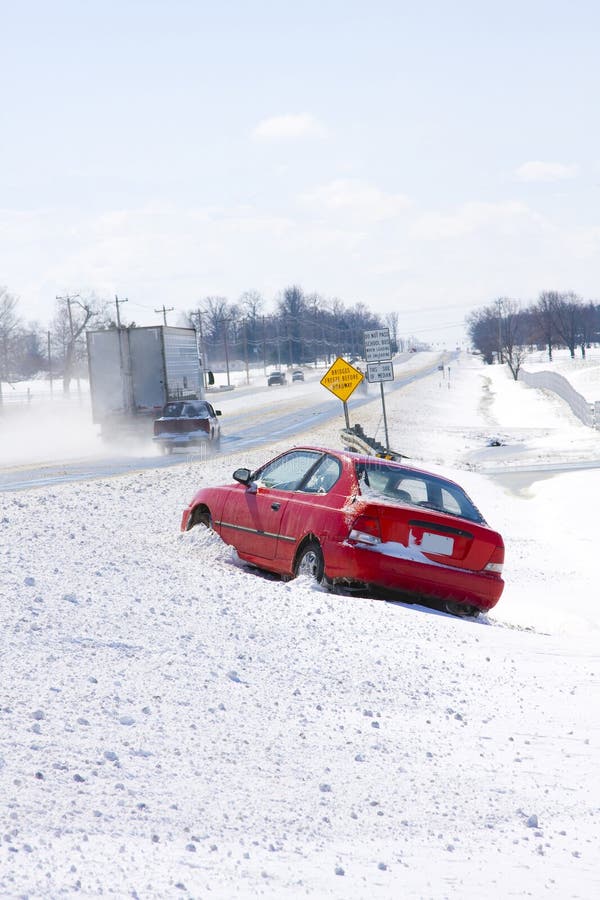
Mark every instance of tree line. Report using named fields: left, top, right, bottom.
left=467, top=292, right=600, bottom=380
left=1, top=283, right=405, bottom=394
left=0, top=286, right=107, bottom=396
left=185, top=286, right=394, bottom=373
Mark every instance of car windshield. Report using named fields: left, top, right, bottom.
left=355, top=460, right=485, bottom=524
left=255, top=450, right=322, bottom=491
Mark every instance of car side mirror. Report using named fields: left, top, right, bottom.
left=233, top=467, right=252, bottom=484
left=215, top=409, right=222, bottom=416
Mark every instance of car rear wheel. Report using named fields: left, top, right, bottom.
left=444, top=601, right=480, bottom=619
left=295, top=541, right=324, bottom=583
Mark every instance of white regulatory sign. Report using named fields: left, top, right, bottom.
left=367, top=361, right=394, bottom=383
left=364, top=328, right=391, bottom=362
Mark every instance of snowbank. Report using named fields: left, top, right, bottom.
left=1, top=353, right=599, bottom=898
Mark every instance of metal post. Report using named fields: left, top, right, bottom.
left=380, top=382, right=390, bottom=451
left=343, top=400, right=350, bottom=429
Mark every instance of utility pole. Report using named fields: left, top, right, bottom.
left=47, top=331, right=53, bottom=397
left=56, top=292, right=82, bottom=397
left=195, top=309, right=209, bottom=389
left=496, top=298, right=504, bottom=364
left=223, top=320, right=231, bottom=386
left=243, top=319, right=249, bottom=385
left=115, top=294, right=128, bottom=328
left=155, top=305, right=174, bottom=326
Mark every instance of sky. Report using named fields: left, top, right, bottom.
left=1, top=0, right=600, bottom=345
left=1, top=351, right=600, bottom=896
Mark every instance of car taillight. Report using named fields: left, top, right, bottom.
left=484, top=545, right=504, bottom=574
left=349, top=514, right=381, bottom=546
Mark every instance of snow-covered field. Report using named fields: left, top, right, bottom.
left=1, top=354, right=599, bottom=898
left=521, top=346, right=600, bottom=403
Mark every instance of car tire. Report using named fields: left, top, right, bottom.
left=444, top=601, right=480, bottom=619
left=295, top=540, right=325, bottom=583
left=189, top=507, right=212, bottom=530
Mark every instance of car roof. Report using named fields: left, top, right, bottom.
left=285, top=445, right=464, bottom=488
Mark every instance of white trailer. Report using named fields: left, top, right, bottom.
left=86, top=325, right=204, bottom=438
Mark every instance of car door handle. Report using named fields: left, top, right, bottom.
left=271, top=502, right=280, bottom=511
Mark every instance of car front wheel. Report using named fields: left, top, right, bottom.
left=188, top=507, right=212, bottom=530
left=295, top=541, right=324, bottom=583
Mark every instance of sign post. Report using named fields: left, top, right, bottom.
left=320, top=356, right=365, bottom=427
left=364, top=328, right=394, bottom=450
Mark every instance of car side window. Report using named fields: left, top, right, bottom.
left=256, top=450, right=322, bottom=491
left=395, top=477, right=428, bottom=503
left=441, top=487, right=461, bottom=515
left=301, top=455, right=341, bottom=493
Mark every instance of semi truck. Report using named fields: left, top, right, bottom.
left=86, top=325, right=205, bottom=439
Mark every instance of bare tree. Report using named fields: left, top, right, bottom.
left=0, top=287, right=21, bottom=380
left=384, top=311, right=400, bottom=353
left=499, top=299, right=531, bottom=380
left=200, top=296, right=231, bottom=342
left=534, top=291, right=560, bottom=361
left=53, top=293, right=105, bottom=393
left=466, top=305, right=499, bottom=364
left=278, top=285, right=306, bottom=365
left=578, top=302, right=598, bottom=358
left=551, top=291, right=582, bottom=359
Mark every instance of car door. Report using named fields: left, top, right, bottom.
left=220, top=450, right=323, bottom=560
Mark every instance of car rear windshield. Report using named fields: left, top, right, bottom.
left=355, top=460, right=485, bottom=524
left=162, top=402, right=208, bottom=418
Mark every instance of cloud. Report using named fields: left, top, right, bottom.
left=299, top=178, right=410, bottom=223
left=252, top=113, right=325, bottom=140
left=515, top=161, right=579, bottom=182
left=409, top=201, right=542, bottom=240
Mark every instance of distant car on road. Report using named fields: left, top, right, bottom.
left=267, top=371, right=286, bottom=386
left=153, top=400, right=221, bottom=453
left=181, top=446, right=505, bottom=617
left=291, top=369, right=305, bottom=382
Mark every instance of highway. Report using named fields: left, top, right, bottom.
left=0, top=356, right=449, bottom=492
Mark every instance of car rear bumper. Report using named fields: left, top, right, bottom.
left=153, top=431, right=213, bottom=446
left=324, top=541, right=504, bottom=612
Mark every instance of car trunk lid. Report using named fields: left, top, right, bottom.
left=358, top=502, right=502, bottom=572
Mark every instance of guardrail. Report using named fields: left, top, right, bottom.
left=340, top=424, right=410, bottom=460
left=518, top=368, right=597, bottom=428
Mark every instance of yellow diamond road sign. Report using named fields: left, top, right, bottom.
left=320, top=356, right=364, bottom=402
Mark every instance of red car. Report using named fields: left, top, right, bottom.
left=181, top=447, right=504, bottom=616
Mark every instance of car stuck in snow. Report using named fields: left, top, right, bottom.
left=181, top=446, right=504, bottom=616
